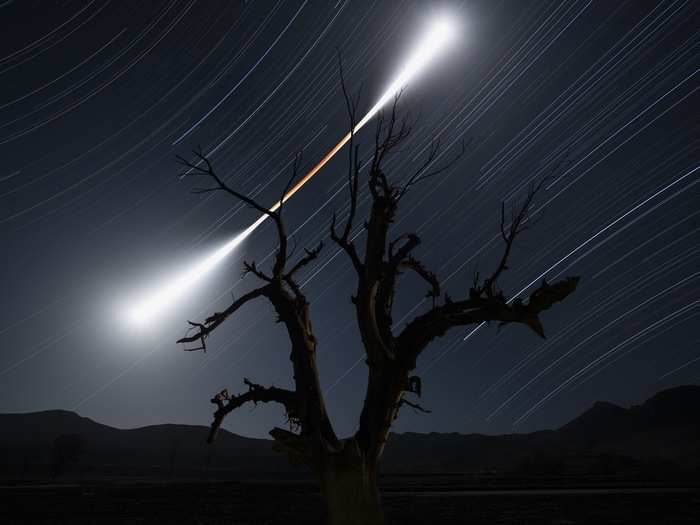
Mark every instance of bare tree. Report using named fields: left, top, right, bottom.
left=50, top=433, right=86, bottom=479
left=176, top=86, right=578, bottom=525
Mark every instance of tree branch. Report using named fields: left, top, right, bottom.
left=396, top=138, right=468, bottom=202
left=388, top=233, right=420, bottom=265
left=207, top=378, right=298, bottom=444
left=180, top=321, right=207, bottom=352
left=395, top=397, right=432, bottom=419
left=178, top=149, right=291, bottom=278
left=396, top=276, right=580, bottom=364
left=482, top=179, right=545, bottom=297
left=177, top=286, right=268, bottom=345
left=271, top=152, right=302, bottom=277
left=285, top=241, right=324, bottom=279
left=399, top=256, right=440, bottom=304
left=178, top=149, right=277, bottom=219
left=330, top=53, right=364, bottom=275
left=242, top=260, right=272, bottom=282
left=269, top=427, right=313, bottom=465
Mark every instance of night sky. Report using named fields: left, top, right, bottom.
left=0, top=0, right=698, bottom=440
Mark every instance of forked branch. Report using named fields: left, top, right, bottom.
left=286, top=241, right=324, bottom=279
left=396, top=137, right=469, bottom=202
left=207, top=378, right=297, bottom=443
left=330, top=56, right=364, bottom=273
left=482, top=179, right=545, bottom=297
left=177, top=286, right=268, bottom=345
left=399, top=256, right=440, bottom=304
left=177, top=148, right=294, bottom=279
left=396, top=275, right=579, bottom=364
left=177, top=149, right=278, bottom=221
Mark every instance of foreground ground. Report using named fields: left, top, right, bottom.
left=1, top=480, right=699, bottom=524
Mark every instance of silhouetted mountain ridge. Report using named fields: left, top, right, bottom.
left=383, top=385, right=699, bottom=473
left=1, top=385, right=697, bottom=478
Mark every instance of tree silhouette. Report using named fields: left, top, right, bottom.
left=177, top=86, right=579, bottom=525
left=50, top=433, right=86, bottom=479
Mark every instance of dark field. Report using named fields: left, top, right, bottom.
left=2, top=480, right=699, bottom=524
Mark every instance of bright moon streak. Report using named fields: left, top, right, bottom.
left=125, top=14, right=459, bottom=327
left=123, top=217, right=264, bottom=326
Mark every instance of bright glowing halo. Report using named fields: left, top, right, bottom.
left=355, top=13, right=459, bottom=131
left=124, top=13, right=460, bottom=328
left=120, top=216, right=264, bottom=328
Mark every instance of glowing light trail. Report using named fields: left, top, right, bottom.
left=125, top=13, right=459, bottom=326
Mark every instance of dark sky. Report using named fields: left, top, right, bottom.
left=0, top=0, right=698, bottom=440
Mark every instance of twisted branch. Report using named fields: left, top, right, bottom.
left=177, top=286, right=268, bottom=345
left=207, top=378, right=297, bottom=444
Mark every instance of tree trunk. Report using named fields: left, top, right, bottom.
left=320, top=455, right=384, bottom=525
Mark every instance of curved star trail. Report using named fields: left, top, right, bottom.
left=0, top=1, right=697, bottom=438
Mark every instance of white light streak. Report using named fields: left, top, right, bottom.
left=124, top=13, right=460, bottom=327
left=122, top=217, right=264, bottom=327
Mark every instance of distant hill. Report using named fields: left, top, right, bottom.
left=0, top=410, right=286, bottom=479
left=1, top=385, right=698, bottom=480
left=384, top=385, right=700, bottom=474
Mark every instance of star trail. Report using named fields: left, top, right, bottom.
left=0, top=0, right=697, bottom=439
